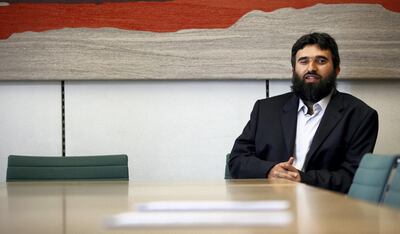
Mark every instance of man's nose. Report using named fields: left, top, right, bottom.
left=307, top=61, right=317, bottom=72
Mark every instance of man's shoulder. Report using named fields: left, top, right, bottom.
left=251, top=92, right=296, bottom=119
left=257, top=92, right=295, bottom=105
left=335, top=91, right=375, bottom=111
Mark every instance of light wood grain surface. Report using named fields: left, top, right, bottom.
left=0, top=4, right=399, bottom=80
left=0, top=179, right=399, bottom=234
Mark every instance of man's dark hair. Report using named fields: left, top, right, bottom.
left=291, top=32, right=340, bottom=70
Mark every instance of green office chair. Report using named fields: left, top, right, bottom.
left=225, top=153, right=232, bottom=179
left=348, top=153, right=397, bottom=204
left=6, top=154, right=129, bottom=181
left=383, top=157, right=400, bottom=209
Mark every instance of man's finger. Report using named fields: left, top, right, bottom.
left=276, top=171, right=297, bottom=181
left=287, top=157, right=294, bottom=165
left=282, top=163, right=298, bottom=172
left=289, top=172, right=298, bottom=178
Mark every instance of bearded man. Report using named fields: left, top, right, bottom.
left=228, top=32, right=379, bottom=193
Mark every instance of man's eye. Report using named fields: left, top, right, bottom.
left=317, top=58, right=327, bottom=64
left=298, top=59, right=308, bottom=64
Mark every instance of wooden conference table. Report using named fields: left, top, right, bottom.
left=0, top=179, right=399, bottom=234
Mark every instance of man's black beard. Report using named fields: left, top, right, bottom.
left=291, top=71, right=337, bottom=103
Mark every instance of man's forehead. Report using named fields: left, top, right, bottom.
left=296, top=44, right=332, bottom=58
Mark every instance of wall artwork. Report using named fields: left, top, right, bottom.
left=0, top=0, right=399, bottom=80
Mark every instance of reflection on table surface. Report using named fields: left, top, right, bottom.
left=0, top=179, right=399, bottom=234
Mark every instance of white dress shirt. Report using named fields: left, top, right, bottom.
left=293, top=93, right=332, bottom=171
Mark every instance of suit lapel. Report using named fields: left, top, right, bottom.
left=303, top=91, right=344, bottom=169
left=281, top=94, right=299, bottom=157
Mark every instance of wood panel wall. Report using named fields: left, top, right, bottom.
left=0, top=1, right=399, bottom=80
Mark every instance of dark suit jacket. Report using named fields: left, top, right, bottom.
left=229, top=90, right=378, bottom=193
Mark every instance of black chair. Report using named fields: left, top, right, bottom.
left=6, top=154, right=129, bottom=181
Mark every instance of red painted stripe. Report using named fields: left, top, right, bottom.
left=0, top=0, right=398, bottom=39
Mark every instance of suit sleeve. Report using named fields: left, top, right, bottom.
left=228, top=100, right=278, bottom=178
left=300, top=109, right=379, bottom=193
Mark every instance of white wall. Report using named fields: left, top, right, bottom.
left=0, top=80, right=399, bottom=182
left=64, top=80, right=266, bottom=181
left=0, top=82, right=62, bottom=181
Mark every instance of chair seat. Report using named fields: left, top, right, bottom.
left=348, top=153, right=397, bottom=204
left=383, top=158, right=400, bottom=209
left=225, top=153, right=232, bottom=179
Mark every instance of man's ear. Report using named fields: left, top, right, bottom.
left=335, top=67, right=341, bottom=76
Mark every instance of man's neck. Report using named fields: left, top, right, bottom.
left=300, top=89, right=335, bottom=115
left=304, top=101, right=315, bottom=115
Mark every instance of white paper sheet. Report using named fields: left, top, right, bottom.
left=104, top=211, right=293, bottom=228
left=136, top=200, right=290, bottom=212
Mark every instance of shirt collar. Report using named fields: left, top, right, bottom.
left=297, top=90, right=333, bottom=114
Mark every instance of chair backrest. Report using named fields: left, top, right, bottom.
left=225, top=153, right=232, bottom=179
left=6, top=154, right=129, bottom=181
left=383, top=158, right=400, bottom=209
left=348, top=153, right=397, bottom=204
